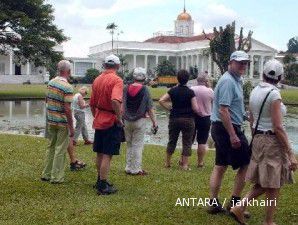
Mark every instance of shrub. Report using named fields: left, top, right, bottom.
left=243, top=80, right=253, bottom=100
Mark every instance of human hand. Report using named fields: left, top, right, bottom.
left=230, top=134, right=241, bottom=149
left=289, top=153, right=298, bottom=171
left=69, top=127, right=75, bottom=138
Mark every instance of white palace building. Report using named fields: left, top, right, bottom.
left=0, top=7, right=278, bottom=84
left=89, top=7, right=277, bottom=81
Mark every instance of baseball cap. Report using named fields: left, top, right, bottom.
left=104, top=54, right=120, bottom=65
left=133, top=67, right=147, bottom=81
left=263, top=59, right=284, bottom=80
left=230, top=51, right=250, bottom=62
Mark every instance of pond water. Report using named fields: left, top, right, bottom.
left=0, top=100, right=297, bottom=153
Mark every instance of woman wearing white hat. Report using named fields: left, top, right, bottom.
left=230, top=59, right=297, bottom=225
left=123, top=67, right=157, bottom=175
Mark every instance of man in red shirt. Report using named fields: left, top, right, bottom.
left=90, top=54, right=123, bottom=195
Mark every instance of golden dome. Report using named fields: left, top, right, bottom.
left=177, top=10, right=192, bottom=21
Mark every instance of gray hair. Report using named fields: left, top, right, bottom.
left=196, top=72, right=208, bottom=85
left=57, top=60, right=71, bottom=72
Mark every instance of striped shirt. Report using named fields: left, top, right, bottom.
left=46, top=76, right=73, bottom=127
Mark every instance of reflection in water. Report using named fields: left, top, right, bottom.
left=0, top=100, right=297, bottom=153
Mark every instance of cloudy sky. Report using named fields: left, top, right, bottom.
left=47, top=0, right=298, bottom=57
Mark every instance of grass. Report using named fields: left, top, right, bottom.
left=280, top=89, right=298, bottom=104
left=0, top=134, right=297, bottom=225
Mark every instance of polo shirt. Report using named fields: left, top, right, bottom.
left=46, top=76, right=73, bottom=127
left=90, top=69, right=123, bottom=130
left=211, top=71, right=245, bottom=125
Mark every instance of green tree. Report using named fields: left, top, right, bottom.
left=287, top=36, right=298, bottom=53
left=155, top=60, right=176, bottom=76
left=0, top=0, right=68, bottom=67
left=84, top=68, right=100, bottom=84
left=204, top=21, right=253, bottom=75
left=106, top=22, right=118, bottom=51
left=283, top=53, right=298, bottom=86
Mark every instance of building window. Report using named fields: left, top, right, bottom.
left=0, top=63, right=5, bottom=74
left=75, top=62, right=93, bottom=76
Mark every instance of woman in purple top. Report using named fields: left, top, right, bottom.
left=191, top=74, right=214, bottom=167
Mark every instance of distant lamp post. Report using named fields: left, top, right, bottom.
left=106, top=23, right=118, bottom=52
left=116, top=30, right=123, bottom=55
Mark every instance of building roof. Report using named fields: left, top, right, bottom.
left=177, top=10, right=192, bottom=21
left=144, top=33, right=213, bottom=44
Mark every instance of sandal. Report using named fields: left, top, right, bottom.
left=70, top=160, right=86, bottom=171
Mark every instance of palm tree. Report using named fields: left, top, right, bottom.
left=106, top=23, right=118, bottom=52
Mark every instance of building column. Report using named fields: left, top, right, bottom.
left=196, top=54, right=199, bottom=68
left=9, top=101, right=13, bottom=119
left=176, top=57, right=179, bottom=71
left=155, top=55, right=159, bottom=66
left=26, top=62, right=30, bottom=75
left=208, top=54, right=212, bottom=75
left=185, top=56, right=189, bottom=71
left=249, top=55, right=254, bottom=78
left=9, top=50, right=13, bottom=75
left=144, top=55, right=148, bottom=71
left=166, top=55, right=169, bottom=61
left=73, top=62, right=76, bottom=76
left=259, top=55, right=264, bottom=80
left=200, top=55, right=204, bottom=72
left=133, top=54, right=137, bottom=68
left=26, top=101, right=30, bottom=118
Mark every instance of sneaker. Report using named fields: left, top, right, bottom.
left=131, top=170, right=148, bottom=176
left=40, top=177, right=50, bottom=182
left=84, top=140, right=93, bottom=145
left=207, top=199, right=226, bottom=214
left=93, top=180, right=114, bottom=189
left=97, top=181, right=117, bottom=195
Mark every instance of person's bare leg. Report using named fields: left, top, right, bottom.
left=210, top=165, right=228, bottom=199
left=232, top=166, right=248, bottom=197
left=197, top=144, right=207, bottom=167
left=67, top=138, right=76, bottom=163
left=264, top=188, right=279, bottom=225
left=236, top=184, right=266, bottom=212
left=165, top=152, right=172, bottom=168
left=99, top=154, right=112, bottom=180
left=96, top=153, right=103, bottom=176
left=181, top=155, right=189, bottom=169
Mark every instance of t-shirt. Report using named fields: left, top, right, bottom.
left=211, top=71, right=245, bottom=125
left=72, top=93, right=85, bottom=113
left=168, top=85, right=195, bottom=118
left=249, top=82, right=286, bottom=131
left=191, top=85, right=214, bottom=117
left=46, top=76, right=73, bottom=127
left=89, top=69, right=124, bottom=130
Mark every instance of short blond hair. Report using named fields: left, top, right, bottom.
left=79, top=86, right=88, bottom=94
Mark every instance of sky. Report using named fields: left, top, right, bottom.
left=47, top=0, right=298, bottom=57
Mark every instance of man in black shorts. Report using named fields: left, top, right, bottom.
left=90, top=55, right=123, bottom=195
left=208, top=51, right=251, bottom=216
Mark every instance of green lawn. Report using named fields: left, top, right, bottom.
left=0, top=134, right=297, bottom=225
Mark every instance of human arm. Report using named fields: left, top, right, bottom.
left=219, top=105, right=241, bottom=149
left=89, top=85, right=96, bottom=117
left=111, top=99, right=123, bottom=127
left=78, top=94, right=89, bottom=109
left=159, top=93, right=172, bottom=111
left=271, top=100, right=297, bottom=171
left=65, top=102, right=74, bottom=137
left=148, top=108, right=157, bottom=128
left=191, top=97, right=200, bottom=116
